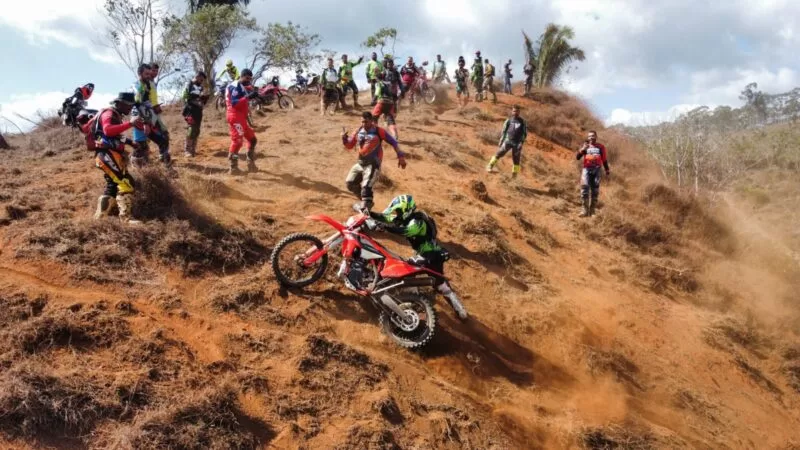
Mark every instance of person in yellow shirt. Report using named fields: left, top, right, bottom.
left=483, top=59, right=497, bottom=103
left=339, top=54, right=364, bottom=109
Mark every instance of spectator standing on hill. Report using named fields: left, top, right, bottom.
left=576, top=130, right=610, bottom=217
left=471, top=51, right=484, bottom=101
left=454, top=57, right=470, bottom=108
left=487, top=105, right=527, bottom=177
left=483, top=59, right=497, bottom=103
left=181, top=71, right=208, bottom=158
left=432, top=54, right=451, bottom=84
left=366, top=52, right=383, bottom=106
left=339, top=54, right=364, bottom=109
left=503, top=60, right=513, bottom=94
left=225, top=68, right=259, bottom=175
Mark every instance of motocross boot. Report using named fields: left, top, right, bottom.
left=228, top=154, right=243, bottom=175
left=246, top=150, right=258, bottom=173
left=438, top=283, right=468, bottom=320
left=115, top=193, right=142, bottom=224
left=93, top=195, right=116, bottom=220
left=486, top=156, right=498, bottom=173
left=579, top=197, right=591, bottom=217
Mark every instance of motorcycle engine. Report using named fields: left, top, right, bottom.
left=346, top=258, right=366, bottom=290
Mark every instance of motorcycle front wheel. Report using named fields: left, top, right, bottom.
left=215, top=96, right=225, bottom=112
left=278, top=95, right=295, bottom=110
left=423, top=86, right=436, bottom=104
left=378, top=293, right=437, bottom=349
left=271, top=233, right=328, bottom=288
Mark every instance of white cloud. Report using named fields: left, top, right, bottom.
left=606, top=104, right=701, bottom=127
left=0, top=92, right=116, bottom=132
left=683, top=67, right=799, bottom=106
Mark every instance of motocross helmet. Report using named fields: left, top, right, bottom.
left=383, top=195, right=416, bottom=223
left=226, top=59, right=234, bottom=67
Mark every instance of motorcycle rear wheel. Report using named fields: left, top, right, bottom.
left=271, top=233, right=328, bottom=288
left=378, top=293, right=437, bottom=349
left=288, top=86, right=301, bottom=95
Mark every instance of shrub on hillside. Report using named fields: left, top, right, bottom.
left=15, top=168, right=268, bottom=281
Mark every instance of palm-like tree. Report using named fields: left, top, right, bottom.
left=523, top=24, right=585, bottom=88
left=189, top=0, right=250, bottom=12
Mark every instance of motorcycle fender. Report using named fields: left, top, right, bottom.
left=342, top=235, right=361, bottom=259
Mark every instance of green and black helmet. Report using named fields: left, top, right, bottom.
left=383, top=194, right=416, bottom=223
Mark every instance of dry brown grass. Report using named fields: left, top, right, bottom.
left=15, top=167, right=268, bottom=281
left=96, top=386, right=270, bottom=450
left=580, top=424, right=656, bottom=450
left=523, top=88, right=603, bottom=149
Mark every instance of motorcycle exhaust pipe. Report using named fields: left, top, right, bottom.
left=401, top=278, right=437, bottom=288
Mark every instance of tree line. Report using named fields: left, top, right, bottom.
left=621, top=83, right=800, bottom=194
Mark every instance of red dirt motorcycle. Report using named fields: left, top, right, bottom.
left=270, top=208, right=446, bottom=349
left=251, top=76, right=295, bottom=111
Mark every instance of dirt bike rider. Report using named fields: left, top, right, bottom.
left=339, top=54, right=364, bottom=109
left=341, top=112, right=407, bottom=210
left=226, top=68, right=259, bottom=175
left=320, top=57, right=342, bottom=116
left=483, top=59, right=497, bottom=103
left=82, top=92, right=144, bottom=224
left=471, top=51, right=484, bottom=101
left=217, top=59, right=240, bottom=83
left=131, top=63, right=171, bottom=167
left=372, top=72, right=399, bottom=139
left=576, top=130, right=610, bottom=217
left=294, top=68, right=309, bottom=90
left=366, top=52, right=383, bottom=106
left=454, top=57, right=470, bottom=107
left=487, top=105, right=527, bottom=177
left=181, top=71, right=208, bottom=158
left=364, top=195, right=468, bottom=320
left=432, top=54, right=451, bottom=84
left=59, top=83, right=95, bottom=128
left=400, top=56, right=420, bottom=103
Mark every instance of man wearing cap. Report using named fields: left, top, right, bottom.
left=86, top=92, right=144, bottom=224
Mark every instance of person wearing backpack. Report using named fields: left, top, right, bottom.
left=365, top=194, right=468, bottom=320
left=81, top=92, right=143, bottom=224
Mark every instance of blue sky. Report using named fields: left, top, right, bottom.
left=2, top=0, right=799, bottom=131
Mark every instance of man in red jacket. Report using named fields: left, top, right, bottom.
left=82, top=92, right=143, bottom=223
left=576, top=130, right=611, bottom=217
left=226, top=68, right=259, bottom=175
left=341, top=111, right=407, bottom=210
